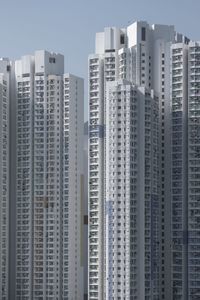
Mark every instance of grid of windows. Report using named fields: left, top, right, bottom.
left=0, top=75, right=9, bottom=300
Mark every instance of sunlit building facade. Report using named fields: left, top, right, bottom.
left=15, top=50, right=84, bottom=299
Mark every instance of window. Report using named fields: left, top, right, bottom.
left=141, top=27, right=146, bottom=41
left=120, top=34, right=125, bottom=44
left=84, top=215, right=88, bottom=225
left=49, top=57, right=56, bottom=63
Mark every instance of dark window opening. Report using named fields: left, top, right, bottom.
left=141, top=27, right=146, bottom=41
left=84, top=215, right=88, bottom=225
left=120, top=34, right=125, bottom=44
left=49, top=57, right=56, bottom=63
left=105, top=49, right=115, bottom=53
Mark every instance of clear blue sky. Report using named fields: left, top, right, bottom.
left=0, top=0, right=199, bottom=119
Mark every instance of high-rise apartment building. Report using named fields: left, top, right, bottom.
left=83, top=121, right=89, bottom=300
left=15, top=51, right=63, bottom=299
left=12, top=50, right=84, bottom=299
left=187, top=42, right=200, bottom=300
left=171, top=42, right=188, bottom=300
left=89, top=27, right=123, bottom=300
left=105, top=80, right=159, bottom=299
left=63, top=73, right=84, bottom=300
left=0, top=50, right=86, bottom=300
left=88, top=21, right=186, bottom=300
left=171, top=41, right=200, bottom=300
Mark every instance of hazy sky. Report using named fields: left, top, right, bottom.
left=0, top=0, right=199, bottom=118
